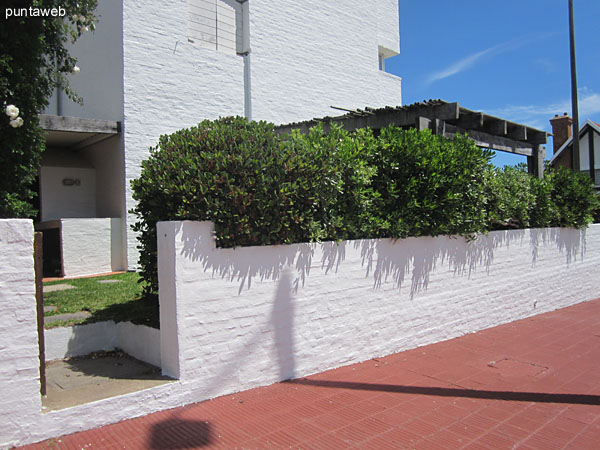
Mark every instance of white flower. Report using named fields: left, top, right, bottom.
left=5, top=104, right=19, bottom=119
left=72, top=14, right=79, bottom=21
left=80, top=25, right=89, bottom=33
left=9, top=117, right=24, bottom=128
left=78, top=16, right=85, bottom=23
left=72, top=65, right=81, bottom=74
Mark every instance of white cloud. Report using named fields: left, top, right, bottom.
left=485, top=89, right=600, bottom=130
left=425, top=47, right=494, bottom=85
left=425, top=34, right=556, bottom=86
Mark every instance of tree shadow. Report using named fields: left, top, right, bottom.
left=80, top=295, right=160, bottom=329
left=529, top=227, right=586, bottom=266
left=288, top=378, right=600, bottom=406
left=149, top=419, right=212, bottom=449
left=179, top=222, right=590, bottom=300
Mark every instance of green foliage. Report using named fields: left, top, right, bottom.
left=484, top=163, right=598, bottom=230
left=131, top=118, right=600, bottom=298
left=131, top=118, right=377, bottom=295
left=545, top=165, right=600, bottom=228
left=484, top=164, right=539, bottom=229
left=132, top=120, right=496, bottom=296
left=368, top=128, right=493, bottom=238
left=1, top=0, right=97, bottom=218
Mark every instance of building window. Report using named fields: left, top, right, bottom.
left=187, top=0, right=246, bottom=55
left=378, top=44, right=398, bottom=72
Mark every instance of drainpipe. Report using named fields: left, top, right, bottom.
left=242, top=51, right=252, bottom=121
left=237, top=0, right=251, bottom=120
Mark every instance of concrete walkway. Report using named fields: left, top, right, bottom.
left=21, top=299, right=600, bottom=449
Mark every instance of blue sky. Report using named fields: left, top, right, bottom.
left=387, top=0, right=600, bottom=167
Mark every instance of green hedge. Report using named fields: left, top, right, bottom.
left=131, top=117, right=599, bottom=297
left=483, top=164, right=598, bottom=230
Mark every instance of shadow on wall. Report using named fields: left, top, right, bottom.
left=529, top=227, right=586, bottom=266
left=179, top=223, right=588, bottom=299
left=272, top=271, right=295, bottom=381
left=199, top=270, right=296, bottom=397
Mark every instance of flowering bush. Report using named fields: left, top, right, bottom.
left=0, top=0, right=97, bottom=218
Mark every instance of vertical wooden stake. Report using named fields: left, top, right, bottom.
left=34, top=232, right=46, bottom=396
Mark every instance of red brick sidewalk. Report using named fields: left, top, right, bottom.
left=22, top=299, right=600, bottom=449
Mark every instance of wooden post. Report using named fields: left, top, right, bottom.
left=528, top=144, right=545, bottom=179
left=34, top=232, right=46, bottom=396
left=589, top=131, right=595, bottom=185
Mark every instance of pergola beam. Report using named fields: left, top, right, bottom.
left=275, top=100, right=547, bottom=178
left=39, top=115, right=120, bottom=134
left=443, top=123, right=534, bottom=157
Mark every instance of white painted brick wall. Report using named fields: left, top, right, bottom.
left=122, top=0, right=402, bottom=269
left=45, top=321, right=161, bottom=368
left=249, top=0, right=402, bottom=124
left=4, top=221, right=600, bottom=447
left=122, top=0, right=246, bottom=269
left=0, top=220, right=40, bottom=448
left=158, top=221, right=600, bottom=399
left=61, top=218, right=118, bottom=277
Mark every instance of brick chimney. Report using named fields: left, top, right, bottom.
left=549, top=113, right=573, bottom=155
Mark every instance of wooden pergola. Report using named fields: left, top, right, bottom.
left=276, top=100, right=548, bottom=178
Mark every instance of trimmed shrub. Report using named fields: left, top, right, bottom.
left=368, top=127, right=493, bottom=238
left=545, top=165, right=599, bottom=228
left=483, top=163, right=598, bottom=230
left=131, top=117, right=374, bottom=295
left=484, top=164, right=541, bottom=229
left=131, top=118, right=599, bottom=298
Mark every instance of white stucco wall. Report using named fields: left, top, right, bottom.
left=45, top=321, right=116, bottom=361
left=249, top=0, right=402, bottom=124
left=157, top=221, right=600, bottom=392
left=60, top=218, right=121, bottom=277
left=39, top=166, right=97, bottom=222
left=0, top=220, right=41, bottom=448
left=121, top=0, right=402, bottom=269
left=44, top=0, right=124, bottom=120
left=4, top=220, right=600, bottom=448
left=45, top=321, right=161, bottom=368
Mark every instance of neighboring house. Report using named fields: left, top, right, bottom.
left=37, top=0, right=403, bottom=276
left=549, top=113, right=600, bottom=188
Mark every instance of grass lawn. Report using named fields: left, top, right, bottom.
left=43, top=272, right=159, bottom=329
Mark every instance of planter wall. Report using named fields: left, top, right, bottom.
left=2, top=218, right=600, bottom=448
left=157, top=221, right=600, bottom=392
left=45, top=321, right=160, bottom=367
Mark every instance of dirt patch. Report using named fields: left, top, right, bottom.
left=43, top=350, right=174, bottom=411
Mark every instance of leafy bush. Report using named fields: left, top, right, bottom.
left=368, top=127, right=493, bottom=238
left=132, top=120, right=497, bottom=296
left=484, top=164, right=543, bottom=229
left=1, top=1, right=97, bottom=218
left=546, top=165, right=599, bottom=228
left=132, top=117, right=375, bottom=295
left=483, top=163, right=598, bottom=230
left=132, top=118, right=599, bottom=297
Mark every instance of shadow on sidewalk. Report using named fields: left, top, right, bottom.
left=149, top=419, right=212, bottom=449
left=288, top=379, right=600, bottom=406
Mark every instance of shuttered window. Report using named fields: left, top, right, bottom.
left=187, top=0, right=244, bottom=55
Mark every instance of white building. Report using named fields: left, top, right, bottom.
left=39, top=0, right=402, bottom=276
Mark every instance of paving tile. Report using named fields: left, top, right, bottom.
left=19, top=298, right=600, bottom=450
left=371, top=405, right=414, bottom=427
left=446, top=422, right=487, bottom=441
left=421, top=429, right=468, bottom=450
